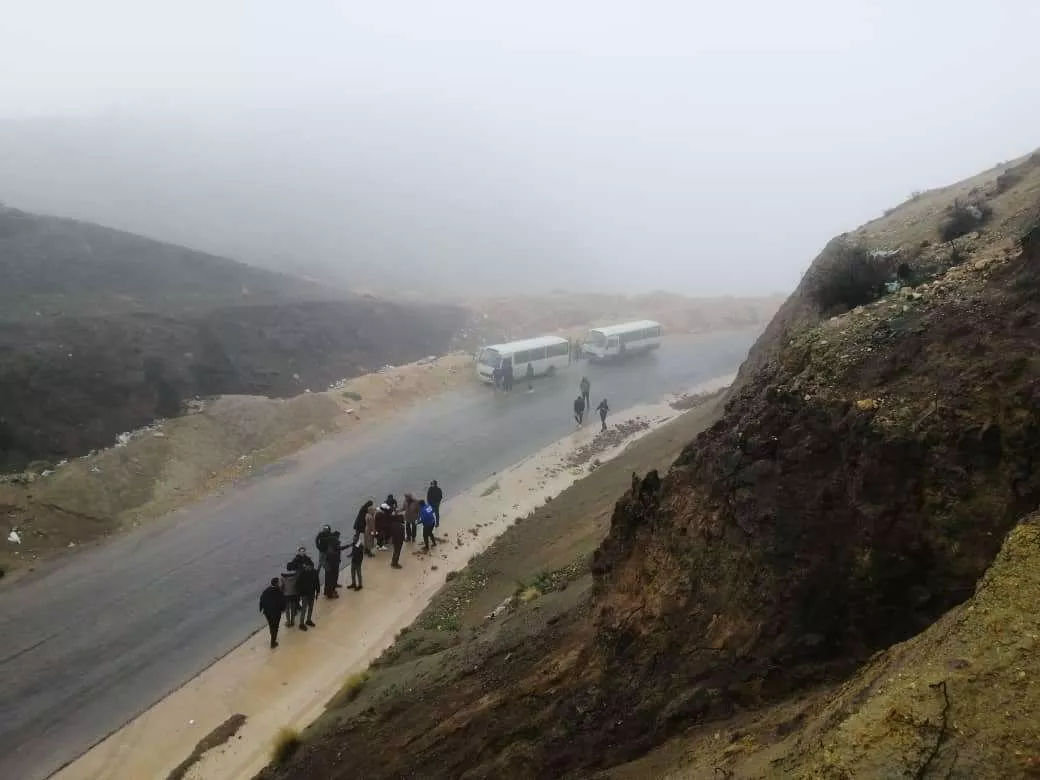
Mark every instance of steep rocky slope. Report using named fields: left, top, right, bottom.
left=262, top=151, right=1040, bottom=779
left=0, top=207, right=466, bottom=470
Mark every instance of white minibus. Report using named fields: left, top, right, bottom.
left=475, top=335, right=571, bottom=384
left=581, top=320, right=663, bottom=361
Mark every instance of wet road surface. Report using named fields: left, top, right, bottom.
left=0, top=328, right=757, bottom=779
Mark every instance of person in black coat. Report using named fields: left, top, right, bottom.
left=426, top=480, right=443, bottom=526
left=259, top=578, right=286, bottom=649
left=296, top=561, right=320, bottom=630
left=287, top=546, right=315, bottom=572
left=324, top=531, right=345, bottom=598
left=352, top=500, right=373, bottom=545
left=349, top=540, right=366, bottom=590
left=315, top=525, right=332, bottom=574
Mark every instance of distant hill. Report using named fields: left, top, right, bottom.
left=0, top=205, right=337, bottom=320
left=0, top=206, right=466, bottom=470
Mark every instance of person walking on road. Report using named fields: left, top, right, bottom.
left=314, top=525, right=332, bottom=576
left=426, top=480, right=443, bottom=527
left=389, top=510, right=406, bottom=568
left=580, top=376, right=591, bottom=410
left=259, top=577, right=286, bottom=649
left=419, top=499, right=438, bottom=551
left=324, top=531, right=344, bottom=598
left=349, top=539, right=365, bottom=590
left=296, top=560, right=319, bottom=630
left=403, top=492, right=420, bottom=542
left=573, top=393, right=586, bottom=427
left=596, top=398, right=610, bottom=432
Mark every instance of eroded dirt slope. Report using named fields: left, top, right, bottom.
left=261, top=152, right=1040, bottom=779
left=0, top=207, right=466, bottom=471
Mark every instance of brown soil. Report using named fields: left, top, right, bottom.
left=257, top=150, right=1040, bottom=780
left=166, top=714, right=247, bottom=780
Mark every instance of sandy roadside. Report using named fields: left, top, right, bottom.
left=52, top=374, right=733, bottom=780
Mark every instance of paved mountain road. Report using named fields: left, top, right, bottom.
left=0, top=329, right=757, bottom=780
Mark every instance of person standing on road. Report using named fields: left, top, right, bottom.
left=349, top=539, right=365, bottom=590
left=364, top=503, right=377, bottom=556
left=503, top=361, right=514, bottom=391
left=596, top=398, right=610, bottom=432
left=296, top=560, right=319, bottom=630
left=324, top=531, right=344, bottom=598
left=389, top=509, right=406, bottom=568
left=419, top=499, right=438, bottom=551
left=403, top=492, right=420, bottom=542
left=573, top=393, right=586, bottom=427
left=287, top=546, right=314, bottom=573
left=314, top=525, right=332, bottom=577
left=259, top=577, right=286, bottom=649
left=426, top=480, right=443, bottom=527
left=385, top=493, right=399, bottom=512
left=352, top=500, right=373, bottom=545
left=580, top=376, right=591, bottom=410
left=280, top=567, right=300, bottom=628
left=375, top=502, right=393, bottom=551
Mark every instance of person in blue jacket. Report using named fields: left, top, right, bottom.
left=419, top=499, right=438, bottom=551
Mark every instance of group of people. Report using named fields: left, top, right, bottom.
left=258, top=479, right=444, bottom=648
left=574, top=375, right=610, bottom=430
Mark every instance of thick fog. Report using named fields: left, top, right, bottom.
left=1, top=0, right=1038, bottom=296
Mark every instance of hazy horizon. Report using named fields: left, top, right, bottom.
left=1, top=1, right=1038, bottom=297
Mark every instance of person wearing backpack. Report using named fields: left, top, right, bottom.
left=419, top=499, right=438, bottom=551
left=280, top=568, right=300, bottom=628
left=403, top=492, right=420, bottom=542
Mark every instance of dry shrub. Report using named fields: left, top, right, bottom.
left=271, top=726, right=301, bottom=765
left=807, top=243, right=891, bottom=316
left=939, top=198, right=993, bottom=242
left=328, top=670, right=371, bottom=709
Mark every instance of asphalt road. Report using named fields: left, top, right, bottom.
left=0, top=328, right=758, bottom=780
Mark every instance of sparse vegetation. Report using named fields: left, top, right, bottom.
left=270, top=727, right=301, bottom=766
left=327, top=670, right=371, bottom=708
left=807, top=242, right=891, bottom=315
left=341, top=390, right=362, bottom=402
left=939, top=198, right=993, bottom=242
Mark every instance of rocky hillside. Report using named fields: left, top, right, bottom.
left=0, top=207, right=466, bottom=471
left=260, top=150, right=1040, bottom=779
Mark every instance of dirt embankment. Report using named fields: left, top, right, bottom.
left=258, top=150, right=1040, bottom=779
left=0, top=354, right=472, bottom=577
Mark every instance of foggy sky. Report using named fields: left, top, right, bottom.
left=1, top=1, right=1038, bottom=297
